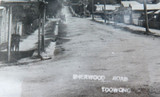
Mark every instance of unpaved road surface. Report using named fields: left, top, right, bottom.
left=0, top=6, right=160, bottom=97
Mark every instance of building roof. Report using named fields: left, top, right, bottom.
left=0, top=0, right=39, bottom=2
left=0, top=6, right=5, bottom=9
left=96, top=4, right=120, bottom=11
left=121, top=1, right=141, bottom=7
left=121, top=1, right=160, bottom=11
left=0, top=0, right=46, bottom=6
left=155, top=10, right=160, bottom=14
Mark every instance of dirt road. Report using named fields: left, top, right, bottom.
left=0, top=6, right=160, bottom=97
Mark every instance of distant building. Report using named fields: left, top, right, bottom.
left=121, top=0, right=160, bottom=3
left=121, top=1, right=160, bottom=11
left=0, top=6, right=8, bottom=44
left=95, top=4, right=120, bottom=21
left=96, top=4, right=120, bottom=12
left=121, top=1, right=160, bottom=28
left=0, top=0, right=39, bottom=2
left=138, top=0, right=160, bottom=3
left=0, top=0, right=41, bottom=45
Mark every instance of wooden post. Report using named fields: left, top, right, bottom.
left=104, top=0, right=106, bottom=23
left=38, top=15, right=41, bottom=57
left=41, top=5, right=46, bottom=52
left=83, top=0, right=86, bottom=16
left=143, top=0, right=150, bottom=33
left=7, top=6, right=12, bottom=62
left=129, top=5, right=133, bottom=24
left=92, top=0, right=94, bottom=20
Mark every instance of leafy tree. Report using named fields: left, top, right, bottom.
left=86, top=3, right=96, bottom=13
left=46, top=0, right=62, bottom=17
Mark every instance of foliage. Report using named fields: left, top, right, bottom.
left=70, top=0, right=121, bottom=4
left=46, top=0, right=63, bottom=17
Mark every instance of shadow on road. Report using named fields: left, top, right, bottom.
left=92, top=19, right=160, bottom=38
left=0, top=49, right=35, bottom=63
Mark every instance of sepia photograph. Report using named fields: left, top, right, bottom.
left=0, top=0, right=160, bottom=97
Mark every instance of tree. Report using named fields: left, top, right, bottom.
left=46, top=0, right=62, bottom=17
left=87, top=2, right=96, bottom=14
left=88, top=0, right=121, bottom=4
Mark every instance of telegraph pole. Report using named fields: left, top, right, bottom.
left=82, top=0, right=86, bottom=16
left=41, top=4, right=46, bottom=52
left=92, top=0, right=94, bottom=20
left=7, top=6, right=12, bottom=62
left=104, top=0, right=106, bottom=23
left=38, top=14, right=41, bottom=57
left=143, top=0, right=150, bottom=33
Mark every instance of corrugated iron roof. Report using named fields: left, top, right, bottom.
left=96, top=4, right=120, bottom=11
left=121, top=1, right=160, bottom=11
left=0, top=6, right=5, bottom=9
